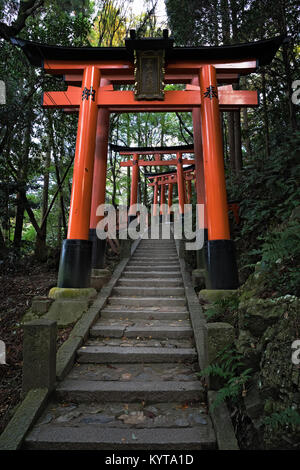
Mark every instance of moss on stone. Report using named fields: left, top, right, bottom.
left=199, top=289, right=237, bottom=303
left=48, top=287, right=97, bottom=300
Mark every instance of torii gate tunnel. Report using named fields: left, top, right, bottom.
left=12, top=32, right=283, bottom=290
left=116, top=144, right=195, bottom=218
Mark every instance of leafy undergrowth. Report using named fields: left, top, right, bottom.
left=0, top=259, right=58, bottom=433
left=0, top=248, right=120, bottom=435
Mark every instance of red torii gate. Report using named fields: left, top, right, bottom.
left=11, top=32, right=283, bottom=290
left=146, top=166, right=195, bottom=217
left=146, top=168, right=240, bottom=224
left=115, top=144, right=195, bottom=218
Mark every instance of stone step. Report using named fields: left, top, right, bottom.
left=129, top=259, right=180, bottom=264
left=100, top=309, right=189, bottom=320
left=125, top=266, right=181, bottom=272
left=139, top=241, right=175, bottom=245
left=65, top=362, right=199, bottom=382
left=133, top=250, right=178, bottom=255
left=134, top=250, right=177, bottom=253
left=122, top=271, right=182, bottom=278
left=77, top=346, right=197, bottom=363
left=55, top=379, right=204, bottom=403
left=133, top=250, right=178, bottom=259
left=24, top=425, right=216, bottom=450
left=108, top=296, right=186, bottom=307
left=112, top=286, right=185, bottom=297
left=131, top=256, right=178, bottom=262
left=118, top=278, right=183, bottom=287
left=90, top=321, right=193, bottom=339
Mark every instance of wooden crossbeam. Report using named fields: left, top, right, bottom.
left=120, top=159, right=195, bottom=167
left=64, top=73, right=240, bottom=86
left=43, top=88, right=258, bottom=110
left=148, top=173, right=194, bottom=185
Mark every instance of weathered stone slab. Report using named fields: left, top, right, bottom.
left=49, top=287, right=97, bottom=300
left=206, top=322, right=235, bottom=390
left=24, top=425, right=216, bottom=450
left=113, top=286, right=185, bottom=297
left=206, top=322, right=235, bottom=364
left=32, top=296, right=54, bottom=314
left=22, top=319, right=57, bottom=396
left=90, top=268, right=111, bottom=290
left=55, top=379, right=204, bottom=403
left=44, top=299, right=89, bottom=326
left=192, top=269, right=207, bottom=288
left=77, top=345, right=197, bottom=364
left=56, top=335, right=84, bottom=381
left=108, top=296, right=186, bottom=307
left=208, top=391, right=239, bottom=450
left=199, top=289, right=237, bottom=303
left=0, top=388, right=49, bottom=450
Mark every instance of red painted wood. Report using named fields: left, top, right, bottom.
left=43, top=89, right=259, bottom=109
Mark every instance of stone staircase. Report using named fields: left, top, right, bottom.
left=24, top=237, right=216, bottom=450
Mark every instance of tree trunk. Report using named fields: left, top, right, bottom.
left=212, top=0, right=219, bottom=44
left=57, top=212, right=62, bottom=248
left=227, top=112, right=236, bottom=170
left=0, top=225, right=7, bottom=258
left=35, top=146, right=50, bottom=261
left=234, top=110, right=242, bottom=173
left=242, top=107, right=252, bottom=158
left=13, top=191, right=25, bottom=250
left=261, top=70, right=270, bottom=158
left=13, top=108, right=32, bottom=251
left=220, top=0, right=231, bottom=44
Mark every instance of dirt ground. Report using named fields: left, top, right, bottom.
left=0, top=249, right=120, bottom=435
left=0, top=261, right=58, bottom=434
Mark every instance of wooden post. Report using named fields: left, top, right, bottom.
left=58, top=65, right=100, bottom=288
left=160, top=182, right=166, bottom=220
left=128, top=153, right=139, bottom=221
left=186, top=179, right=192, bottom=204
left=199, top=65, right=238, bottom=289
left=89, top=78, right=110, bottom=269
left=176, top=152, right=186, bottom=215
left=153, top=177, right=159, bottom=217
left=168, top=183, right=173, bottom=214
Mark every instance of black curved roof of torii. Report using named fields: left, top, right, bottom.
left=144, top=165, right=195, bottom=179
left=11, top=35, right=285, bottom=68
left=110, top=143, right=194, bottom=153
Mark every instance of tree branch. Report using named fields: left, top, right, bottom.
left=0, top=0, right=44, bottom=40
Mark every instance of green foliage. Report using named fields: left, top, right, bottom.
left=263, top=408, right=300, bottom=432
left=199, top=345, right=252, bottom=410
left=205, top=293, right=239, bottom=321
left=227, top=131, right=300, bottom=290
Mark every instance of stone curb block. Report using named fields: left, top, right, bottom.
left=208, top=391, right=239, bottom=450
left=0, top=388, right=49, bottom=450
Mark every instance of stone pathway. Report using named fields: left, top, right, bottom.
left=24, top=238, right=216, bottom=449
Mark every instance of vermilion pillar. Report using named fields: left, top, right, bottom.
left=153, top=177, right=159, bottom=217
left=89, top=78, right=110, bottom=269
left=128, top=153, right=139, bottom=222
left=199, top=64, right=238, bottom=289
left=176, top=152, right=186, bottom=215
left=159, top=183, right=166, bottom=220
left=192, top=83, right=208, bottom=269
left=58, top=65, right=100, bottom=288
left=168, top=183, right=173, bottom=217
left=186, top=179, right=192, bottom=204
